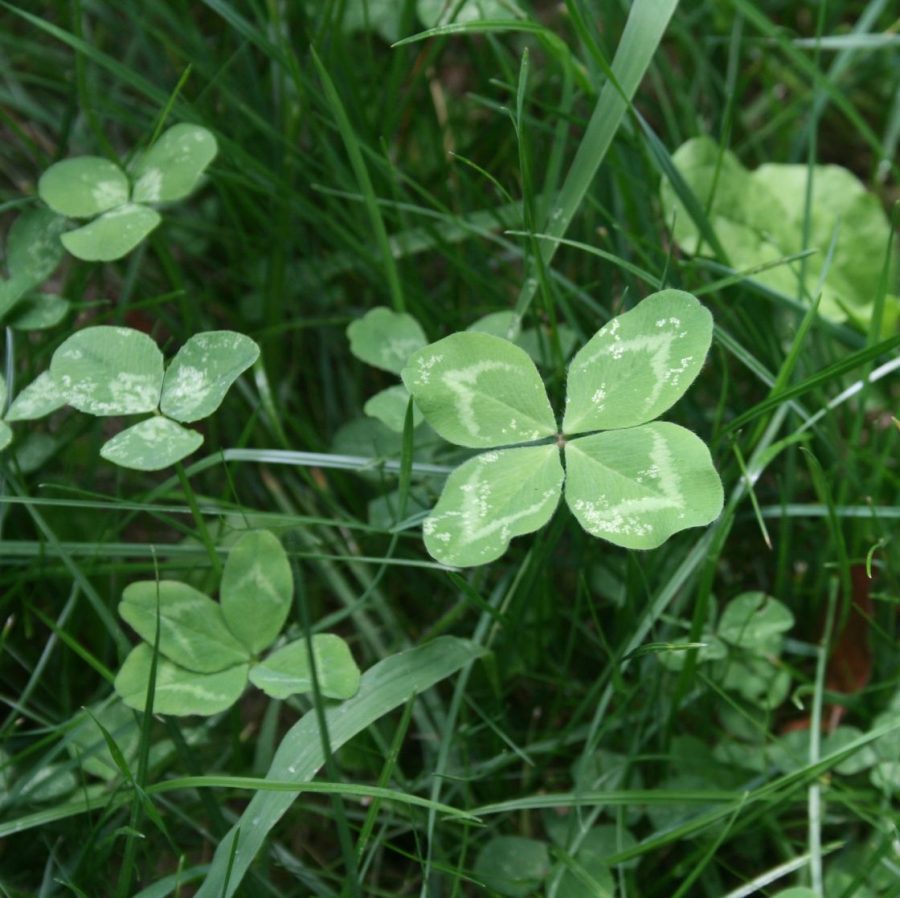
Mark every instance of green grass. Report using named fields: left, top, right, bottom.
left=0, top=1, right=898, bottom=896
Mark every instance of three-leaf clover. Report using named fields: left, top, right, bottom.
left=3, top=326, right=259, bottom=469
left=38, top=124, right=217, bottom=261
left=114, top=530, right=361, bottom=716
left=401, top=289, right=724, bottom=566
left=0, top=207, right=70, bottom=331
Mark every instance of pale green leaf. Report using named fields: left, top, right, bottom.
left=718, top=655, right=790, bottom=708
left=474, top=836, right=550, bottom=898
left=363, top=384, right=423, bottom=432
left=5, top=207, right=67, bottom=287
left=50, top=326, right=164, bottom=416
left=771, top=889, right=819, bottom=898
left=12, top=432, right=58, bottom=473
left=249, top=635, right=361, bottom=700
left=4, top=372, right=67, bottom=422
left=467, top=310, right=522, bottom=341
left=220, top=530, right=293, bottom=655
left=131, top=124, right=218, bottom=203
left=60, top=203, right=161, bottom=261
left=823, top=727, right=877, bottom=775
left=0, top=277, right=27, bottom=320
left=38, top=156, right=129, bottom=218
left=0, top=421, right=11, bottom=452
left=402, top=332, right=557, bottom=448
left=195, top=636, right=485, bottom=898
left=17, top=764, right=77, bottom=804
left=417, top=0, right=520, bottom=27
left=0, top=372, right=6, bottom=409
left=564, top=422, right=723, bottom=550
left=661, top=136, right=898, bottom=325
left=119, top=580, right=250, bottom=673
left=160, top=330, right=259, bottom=422
left=8, top=294, right=70, bottom=331
left=100, top=417, right=203, bottom=470
left=718, top=592, right=794, bottom=651
left=563, top=290, right=713, bottom=434
left=67, top=701, right=140, bottom=780
left=347, top=307, right=428, bottom=374
left=552, top=854, right=614, bottom=898
left=423, top=444, right=563, bottom=566
left=115, top=644, right=247, bottom=716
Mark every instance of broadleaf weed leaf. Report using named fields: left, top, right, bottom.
left=119, top=581, right=250, bottom=673
left=363, top=384, right=423, bottom=432
left=160, top=330, right=260, bottom=423
left=423, top=445, right=564, bottom=566
left=661, top=136, right=899, bottom=328
left=401, top=332, right=557, bottom=448
left=51, top=326, right=164, bottom=416
left=115, top=644, right=248, bottom=716
left=248, top=635, right=361, bottom=700
left=37, top=124, right=217, bottom=262
left=99, top=417, right=204, bottom=471
left=403, top=289, right=723, bottom=566
left=563, top=289, right=713, bottom=433
left=7, top=294, right=70, bottom=331
left=347, top=307, right=428, bottom=374
left=4, top=371, right=68, bottom=422
left=220, top=530, right=294, bottom=655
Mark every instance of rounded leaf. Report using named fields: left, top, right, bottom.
left=0, top=421, right=11, bottom=452
left=5, top=207, right=67, bottom=287
left=100, top=417, right=203, bottom=470
left=423, top=444, right=563, bottom=567
left=402, top=332, right=557, bottom=448
left=131, top=124, right=218, bottom=203
left=467, top=310, right=522, bottom=342
left=8, top=294, right=70, bottom=331
left=67, top=701, right=140, bottom=780
left=115, top=644, right=247, bottom=716
left=4, top=371, right=66, bottom=422
left=363, top=384, right=423, bottom=432
left=718, top=592, right=794, bottom=651
left=249, top=635, right=361, bottom=700
left=38, top=156, right=129, bottom=218
left=473, top=836, right=550, bottom=898
left=564, top=422, right=723, bottom=550
left=160, top=330, right=260, bottom=423
left=119, top=580, right=250, bottom=673
left=60, top=203, right=161, bottom=261
left=220, top=530, right=293, bottom=655
left=50, top=326, right=164, bottom=416
left=347, top=307, right=428, bottom=374
left=563, top=290, right=713, bottom=435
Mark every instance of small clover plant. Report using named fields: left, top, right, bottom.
left=661, top=136, right=899, bottom=330
left=401, top=289, right=723, bottom=566
left=0, top=207, right=70, bottom=331
left=347, top=306, right=575, bottom=433
left=115, top=530, right=361, bottom=716
left=38, top=123, right=217, bottom=261
left=2, top=326, right=258, bottom=469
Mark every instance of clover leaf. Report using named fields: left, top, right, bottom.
left=661, top=136, right=899, bottom=329
left=401, top=289, right=723, bottom=566
left=1, top=325, right=258, bottom=467
left=38, top=124, right=217, bottom=262
left=114, top=530, right=361, bottom=716
left=0, top=207, right=70, bottom=332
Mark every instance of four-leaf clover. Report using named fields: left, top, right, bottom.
left=38, top=124, right=217, bottom=261
left=401, top=289, right=724, bottom=566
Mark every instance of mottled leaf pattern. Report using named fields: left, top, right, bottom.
left=424, top=445, right=563, bottom=566
left=119, top=580, right=249, bottom=673
left=115, top=644, right=248, bottom=716
left=4, top=372, right=67, bottom=422
left=5, top=207, right=66, bottom=287
left=60, top=203, right=162, bottom=262
left=248, top=635, right=361, bottom=700
left=402, top=333, right=557, bottom=448
left=564, top=422, right=723, bottom=550
left=51, top=326, right=164, bottom=415
left=160, top=330, right=259, bottom=422
left=131, top=124, right=218, bottom=203
left=220, top=530, right=294, bottom=655
left=347, top=307, right=428, bottom=374
left=38, top=157, right=130, bottom=218
left=99, top=417, right=203, bottom=470
left=563, top=290, right=712, bottom=434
